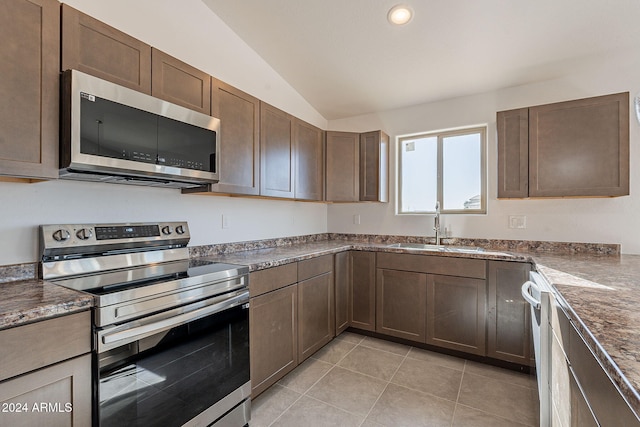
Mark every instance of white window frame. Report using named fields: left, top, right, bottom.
left=397, top=125, right=487, bottom=215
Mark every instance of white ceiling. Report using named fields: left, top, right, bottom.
left=202, top=0, right=640, bottom=120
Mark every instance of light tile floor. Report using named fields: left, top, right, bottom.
left=250, top=332, right=539, bottom=427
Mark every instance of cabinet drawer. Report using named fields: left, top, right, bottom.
left=298, top=254, right=333, bottom=281
left=569, top=324, right=640, bottom=426
left=250, top=263, right=297, bottom=297
left=377, top=253, right=486, bottom=279
left=0, top=311, right=91, bottom=382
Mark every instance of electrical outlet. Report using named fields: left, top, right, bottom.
left=509, top=215, right=526, bottom=229
left=222, top=214, right=229, bottom=229
left=353, top=214, right=361, bottom=225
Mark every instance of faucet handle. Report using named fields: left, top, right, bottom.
left=435, top=201, right=440, bottom=212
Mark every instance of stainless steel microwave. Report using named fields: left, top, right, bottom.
left=60, top=69, right=220, bottom=188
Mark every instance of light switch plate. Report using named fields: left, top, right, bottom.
left=509, top=215, right=526, bottom=229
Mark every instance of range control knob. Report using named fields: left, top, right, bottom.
left=161, top=225, right=173, bottom=235
left=52, top=229, right=71, bottom=242
left=76, top=228, right=93, bottom=240
left=175, top=225, right=185, bottom=235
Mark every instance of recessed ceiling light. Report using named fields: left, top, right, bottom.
left=388, top=4, right=413, bottom=25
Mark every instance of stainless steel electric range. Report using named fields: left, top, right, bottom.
left=39, top=221, right=250, bottom=427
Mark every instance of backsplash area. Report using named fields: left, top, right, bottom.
left=1, top=233, right=619, bottom=283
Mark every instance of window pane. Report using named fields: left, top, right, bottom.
left=442, top=133, right=482, bottom=210
left=400, top=137, right=437, bottom=212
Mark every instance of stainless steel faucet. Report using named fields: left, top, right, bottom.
left=434, top=201, right=441, bottom=245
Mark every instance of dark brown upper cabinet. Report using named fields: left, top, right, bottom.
left=260, top=102, right=295, bottom=198
left=497, top=92, right=629, bottom=198
left=0, top=0, right=59, bottom=180
left=360, top=130, right=389, bottom=202
left=326, top=131, right=360, bottom=202
left=497, top=108, right=529, bottom=198
left=294, top=118, right=324, bottom=201
left=151, top=49, right=211, bottom=115
left=61, top=4, right=152, bottom=94
left=326, top=130, right=389, bottom=202
left=206, top=79, right=260, bottom=195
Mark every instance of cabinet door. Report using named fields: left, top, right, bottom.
left=298, top=272, right=335, bottom=362
left=61, top=4, right=152, bottom=94
left=0, top=354, right=91, bottom=427
left=326, top=131, right=359, bottom=202
left=250, top=285, right=298, bottom=397
left=349, top=251, right=376, bottom=331
left=497, top=108, right=528, bottom=198
left=426, top=274, right=487, bottom=355
left=151, top=48, right=211, bottom=114
left=487, top=261, right=532, bottom=364
left=569, top=323, right=640, bottom=427
left=260, top=102, right=294, bottom=198
left=360, top=131, right=389, bottom=202
left=529, top=92, right=629, bottom=197
left=569, top=373, right=599, bottom=427
left=294, top=118, right=324, bottom=201
left=0, top=0, right=59, bottom=180
left=334, top=252, right=350, bottom=335
left=205, top=79, right=260, bottom=195
left=376, top=269, right=427, bottom=342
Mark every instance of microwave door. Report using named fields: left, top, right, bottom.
left=80, top=95, right=158, bottom=165
left=157, top=116, right=217, bottom=174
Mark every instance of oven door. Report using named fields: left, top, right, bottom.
left=95, top=289, right=250, bottom=427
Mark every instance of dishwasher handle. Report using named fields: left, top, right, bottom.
left=521, top=281, right=541, bottom=310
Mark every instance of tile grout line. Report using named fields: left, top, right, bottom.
left=449, top=359, right=468, bottom=426
left=267, top=335, right=366, bottom=427
left=356, top=343, right=413, bottom=427
left=454, top=402, right=534, bottom=427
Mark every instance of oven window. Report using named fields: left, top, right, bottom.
left=98, top=304, right=249, bottom=427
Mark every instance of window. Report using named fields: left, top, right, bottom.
left=398, top=126, right=486, bottom=214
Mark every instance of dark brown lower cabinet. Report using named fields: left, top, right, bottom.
left=298, top=271, right=334, bottom=362
left=487, top=261, right=532, bottom=365
left=349, top=251, right=376, bottom=331
left=334, top=252, right=350, bottom=335
left=426, top=274, right=487, bottom=355
left=250, top=284, right=298, bottom=397
left=376, top=268, right=426, bottom=342
left=0, top=355, right=92, bottom=427
left=569, top=373, right=599, bottom=427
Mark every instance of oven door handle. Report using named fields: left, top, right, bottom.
left=101, top=291, right=249, bottom=346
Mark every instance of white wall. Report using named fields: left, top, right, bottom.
left=0, top=0, right=328, bottom=265
left=327, top=49, right=640, bottom=254
left=0, top=180, right=326, bottom=265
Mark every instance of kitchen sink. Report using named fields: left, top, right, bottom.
left=386, top=243, right=485, bottom=253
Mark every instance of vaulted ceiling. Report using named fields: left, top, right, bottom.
left=202, top=0, right=640, bottom=120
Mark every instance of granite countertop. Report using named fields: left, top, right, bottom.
left=0, top=279, right=93, bottom=330
left=531, top=253, right=640, bottom=416
left=195, top=239, right=529, bottom=270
